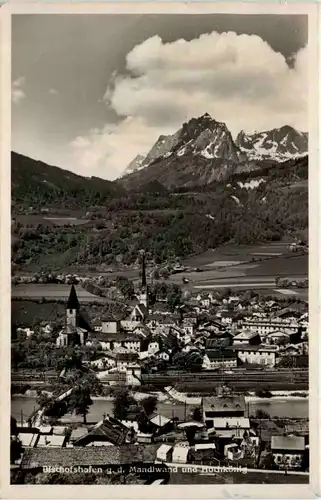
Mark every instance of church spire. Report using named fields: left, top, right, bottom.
left=67, top=284, right=80, bottom=311
left=139, top=250, right=148, bottom=308
left=141, top=251, right=147, bottom=288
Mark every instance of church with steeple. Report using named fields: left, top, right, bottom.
left=127, top=251, right=149, bottom=324
left=56, top=284, right=90, bottom=347
left=138, top=250, right=148, bottom=308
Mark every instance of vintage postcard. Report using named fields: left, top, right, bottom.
left=0, top=1, right=320, bottom=498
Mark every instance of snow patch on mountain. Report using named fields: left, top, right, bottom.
left=238, top=179, right=266, bottom=190
left=231, top=195, right=242, bottom=205
left=236, top=126, right=308, bottom=162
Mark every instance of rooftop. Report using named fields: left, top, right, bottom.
left=37, top=434, right=66, bottom=448
left=204, top=350, right=237, bottom=360
left=21, top=444, right=160, bottom=469
left=227, top=344, right=278, bottom=352
left=202, top=395, right=246, bottom=413
left=90, top=332, right=140, bottom=343
left=74, top=418, right=128, bottom=446
left=271, top=435, right=305, bottom=451
left=149, top=414, right=171, bottom=427
left=233, top=331, right=260, bottom=341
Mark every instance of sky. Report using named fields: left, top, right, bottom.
left=12, top=14, right=308, bottom=180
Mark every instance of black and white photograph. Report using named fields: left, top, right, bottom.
left=3, top=1, right=319, bottom=495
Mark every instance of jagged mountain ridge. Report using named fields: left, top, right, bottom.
left=121, top=129, right=182, bottom=177
left=122, top=154, right=145, bottom=176
left=236, top=125, right=308, bottom=161
left=120, top=114, right=308, bottom=189
left=120, top=114, right=250, bottom=189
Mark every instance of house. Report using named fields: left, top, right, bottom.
left=115, top=352, right=139, bottom=372
left=271, top=435, right=305, bottom=469
left=69, top=428, right=88, bottom=445
left=132, top=324, right=151, bottom=338
left=275, top=308, right=302, bottom=321
left=101, top=315, right=121, bottom=334
left=265, top=331, right=290, bottom=346
left=232, top=330, right=261, bottom=346
left=73, top=417, right=129, bottom=447
left=172, top=445, right=191, bottom=464
left=212, top=417, right=250, bottom=440
left=125, top=364, right=142, bottom=386
left=217, top=311, right=234, bottom=326
left=227, top=344, right=278, bottom=367
left=90, top=354, right=117, bottom=370
left=202, top=350, right=237, bottom=371
left=37, top=434, right=67, bottom=448
left=202, top=396, right=246, bottom=429
left=16, top=327, right=34, bottom=338
left=56, top=325, right=88, bottom=348
left=148, top=414, right=173, bottom=435
left=136, top=433, right=153, bottom=444
left=224, top=443, right=244, bottom=460
left=155, top=350, right=171, bottom=362
left=200, top=297, right=211, bottom=308
left=279, top=344, right=300, bottom=356
left=240, top=317, right=300, bottom=337
left=92, top=319, right=102, bottom=332
left=156, top=444, right=173, bottom=463
left=130, top=303, right=148, bottom=322
left=205, top=333, right=233, bottom=350
left=181, top=319, right=195, bottom=336
left=170, top=326, right=191, bottom=345
left=89, top=333, right=141, bottom=353
left=17, top=432, right=38, bottom=448
left=228, top=295, right=240, bottom=305
left=139, top=338, right=160, bottom=359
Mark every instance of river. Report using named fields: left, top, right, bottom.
left=11, top=396, right=308, bottom=425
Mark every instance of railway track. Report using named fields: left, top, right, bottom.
left=142, top=369, right=308, bottom=391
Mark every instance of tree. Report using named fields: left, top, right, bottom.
left=11, top=416, right=18, bottom=436
left=67, top=386, right=92, bottom=424
left=255, top=388, right=273, bottom=398
left=10, top=437, right=23, bottom=464
left=113, top=388, right=135, bottom=421
left=167, top=285, right=182, bottom=312
left=140, top=395, right=158, bottom=417
left=261, top=452, right=277, bottom=470
left=255, top=409, right=270, bottom=419
left=115, top=276, right=135, bottom=300
left=192, top=407, right=203, bottom=422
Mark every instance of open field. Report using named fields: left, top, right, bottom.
left=183, top=242, right=294, bottom=267
left=12, top=300, right=66, bottom=326
left=42, top=217, right=91, bottom=226
left=250, top=288, right=308, bottom=300
left=245, top=254, right=307, bottom=276
left=11, top=284, right=104, bottom=302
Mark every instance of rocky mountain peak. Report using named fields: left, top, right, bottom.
left=235, top=125, right=308, bottom=161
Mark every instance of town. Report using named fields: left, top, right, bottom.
left=11, top=252, right=309, bottom=485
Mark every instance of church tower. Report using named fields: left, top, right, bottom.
left=66, top=284, right=80, bottom=328
left=139, top=251, right=148, bottom=308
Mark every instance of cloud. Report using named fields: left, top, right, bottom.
left=70, top=31, right=308, bottom=180
left=70, top=116, right=166, bottom=180
left=12, top=76, right=26, bottom=104
left=49, top=88, right=58, bottom=95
